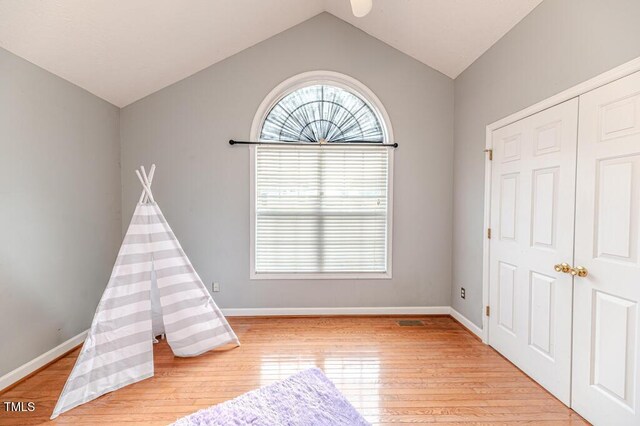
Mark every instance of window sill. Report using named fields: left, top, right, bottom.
left=250, top=271, right=392, bottom=280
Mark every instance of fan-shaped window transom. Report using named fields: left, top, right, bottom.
left=260, top=84, right=384, bottom=143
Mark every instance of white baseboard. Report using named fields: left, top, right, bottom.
left=222, top=306, right=451, bottom=316
left=0, top=330, right=88, bottom=393
left=450, top=308, right=483, bottom=338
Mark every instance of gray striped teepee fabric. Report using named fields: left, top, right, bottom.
left=51, top=168, right=239, bottom=419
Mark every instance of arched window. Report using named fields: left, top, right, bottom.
left=250, top=72, right=393, bottom=279
left=260, top=84, right=384, bottom=143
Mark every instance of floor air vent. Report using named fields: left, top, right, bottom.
left=397, top=320, right=424, bottom=326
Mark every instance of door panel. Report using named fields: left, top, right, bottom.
left=529, top=271, right=555, bottom=357
left=498, top=261, right=517, bottom=333
left=499, top=174, right=519, bottom=240
left=572, top=71, right=640, bottom=425
left=531, top=167, right=558, bottom=248
left=596, top=157, right=637, bottom=261
left=489, top=98, right=579, bottom=405
left=593, top=291, right=636, bottom=405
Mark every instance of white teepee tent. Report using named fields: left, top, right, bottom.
left=51, top=165, right=239, bottom=419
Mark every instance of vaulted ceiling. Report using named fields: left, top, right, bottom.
left=0, top=0, right=542, bottom=107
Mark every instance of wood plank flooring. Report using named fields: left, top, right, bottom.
left=0, top=316, right=587, bottom=425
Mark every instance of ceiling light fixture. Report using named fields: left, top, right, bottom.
left=350, top=0, right=373, bottom=18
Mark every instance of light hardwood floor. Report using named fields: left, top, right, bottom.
left=1, top=316, right=587, bottom=425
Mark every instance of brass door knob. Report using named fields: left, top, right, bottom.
left=554, top=263, right=571, bottom=273
left=570, top=266, right=588, bottom=277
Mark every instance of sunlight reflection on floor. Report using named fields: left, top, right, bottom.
left=324, top=356, right=381, bottom=424
left=259, top=353, right=381, bottom=424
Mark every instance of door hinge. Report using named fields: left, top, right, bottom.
left=485, top=306, right=490, bottom=317
left=487, top=228, right=492, bottom=239
left=484, top=149, right=493, bottom=161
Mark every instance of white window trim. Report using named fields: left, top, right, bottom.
left=249, top=71, right=394, bottom=280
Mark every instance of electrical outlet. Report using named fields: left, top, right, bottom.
left=213, top=282, right=220, bottom=292
left=460, top=287, right=466, bottom=299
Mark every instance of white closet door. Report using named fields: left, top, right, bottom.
left=489, top=98, right=578, bottom=404
left=572, top=71, right=640, bottom=425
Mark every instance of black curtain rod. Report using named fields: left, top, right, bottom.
left=229, top=139, right=398, bottom=148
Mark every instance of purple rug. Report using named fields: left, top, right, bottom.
left=172, top=367, right=369, bottom=426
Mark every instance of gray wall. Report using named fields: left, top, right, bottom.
left=120, top=13, right=454, bottom=310
left=0, top=48, right=121, bottom=376
left=452, top=0, right=640, bottom=326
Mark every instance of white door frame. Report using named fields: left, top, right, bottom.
left=482, top=55, right=640, bottom=344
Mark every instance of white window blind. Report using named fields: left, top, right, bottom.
left=254, top=145, right=390, bottom=275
